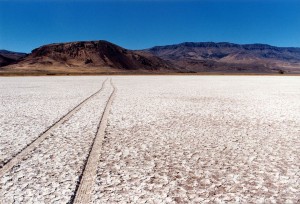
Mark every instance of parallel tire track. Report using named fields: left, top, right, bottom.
left=0, top=78, right=108, bottom=178
left=72, top=79, right=117, bottom=204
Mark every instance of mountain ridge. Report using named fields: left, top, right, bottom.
left=1, top=41, right=300, bottom=74
left=145, top=42, right=300, bottom=73
left=2, top=40, right=182, bottom=74
left=147, top=42, right=300, bottom=50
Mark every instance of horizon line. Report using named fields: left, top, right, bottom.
left=1, top=40, right=300, bottom=54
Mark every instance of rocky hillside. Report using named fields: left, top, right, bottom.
left=10, top=41, right=178, bottom=72
left=146, top=42, right=300, bottom=73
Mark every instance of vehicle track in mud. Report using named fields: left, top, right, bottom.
left=0, top=78, right=108, bottom=178
left=72, top=79, right=116, bottom=204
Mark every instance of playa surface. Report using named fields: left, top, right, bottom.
left=0, top=76, right=299, bottom=203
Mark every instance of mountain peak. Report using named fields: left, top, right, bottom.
left=5, top=40, right=178, bottom=73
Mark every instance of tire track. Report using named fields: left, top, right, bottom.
left=72, top=79, right=116, bottom=204
left=0, top=78, right=108, bottom=178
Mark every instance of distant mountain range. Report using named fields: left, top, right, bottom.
left=145, top=42, right=300, bottom=73
left=1, top=41, right=300, bottom=75
left=0, top=50, right=27, bottom=67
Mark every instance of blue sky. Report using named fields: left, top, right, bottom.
left=0, top=0, right=300, bottom=53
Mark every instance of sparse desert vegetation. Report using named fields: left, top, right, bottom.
left=0, top=76, right=299, bottom=203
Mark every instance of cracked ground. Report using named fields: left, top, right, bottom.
left=0, top=76, right=299, bottom=203
left=92, top=76, right=300, bottom=203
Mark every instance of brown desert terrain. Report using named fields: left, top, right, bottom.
left=145, top=42, right=300, bottom=74
left=1, top=41, right=300, bottom=75
left=0, top=41, right=180, bottom=75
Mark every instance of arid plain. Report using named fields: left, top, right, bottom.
left=0, top=76, right=299, bottom=203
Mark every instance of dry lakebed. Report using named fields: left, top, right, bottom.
left=0, top=76, right=299, bottom=203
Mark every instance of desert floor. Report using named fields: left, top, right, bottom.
left=0, top=76, right=299, bottom=203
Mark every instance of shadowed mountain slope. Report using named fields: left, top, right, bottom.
left=0, top=50, right=27, bottom=67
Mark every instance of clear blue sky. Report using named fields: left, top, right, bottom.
left=0, top=0, right=300, bottom=53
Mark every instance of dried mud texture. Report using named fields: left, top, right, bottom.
left=92, top=76, right=300, bottom=203
left=0, top=79, right=113, bottom=203
left=0, top=76, right=106, bottom=167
